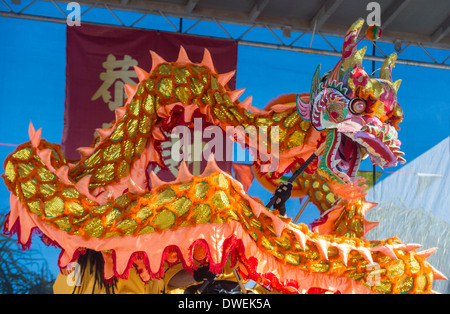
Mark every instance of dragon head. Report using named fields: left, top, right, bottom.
left=297, top=19, right=405, bottom=184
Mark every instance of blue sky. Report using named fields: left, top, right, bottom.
left=0, top=8, right=449, bottom=279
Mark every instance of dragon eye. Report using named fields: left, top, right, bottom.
left=349, top=98, right=367, bottom=114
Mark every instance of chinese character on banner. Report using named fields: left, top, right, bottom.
left=91, top=54, right=138, bottom=128
left=92, top=54, right=138, bottom=111
left=63, top=23, right=237, bottom=181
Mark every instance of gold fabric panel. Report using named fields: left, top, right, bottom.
left=103, top=143, right=122, bottom=162
left=54, top=217, right=71, bottom=231
left=210, top=190, right=230, bottom=210
left=4, top=161, right=16, bottom=182
left=118, top=160, right=130, bottom=178
left=123, top=140, right=135, bottom=160
left=158, top=78, right=173, bottom=97
left=158, top=64, right=173, bottom=75
left=415, top=274, right=427, bottom=292
left=62, top=187, right=80, bottom=199
left=299, top=120, right=310, bottom=132
left=155, top=188, right=175, bottom=205
left=274, top=237, right=292, bottom=250
left=325, top=192, right=336, bottom=204
left=139, top=115, right=151, bottom=135
left=153, top=209, right=176, bottom=229
left=310, top=261, right=330, bottom=273
left=286, top=252, right=301, bottom=265
left=387, top=260, right=405, bottom=277
left=397, top=276, right=414, bottom=294
left=175, top=86, right=191, bottom=103
left=214, top=91, right=224, bottom=104
left=28, top=200, right=42, bottom=216
left=283, top=111, right=300, bottom=128
left=94, top=164, right=115, bottom=182
left=37, top=167, right=55, bottom=182
left=213, top=173, right=229, bottom=189
left=260, top=236, right=274, bottom=251
left=136, top=83, right=145, bottom=96
left=229, top=108, right=244, bottom=122
left=18, top=163, right=34, bottom=178
left=255, top=117, right=271, bottom=128
left=373, top=279, right=392, bottom=294
left=178, top=182, right=192, bottom=191
left=91, top=204, right=108, bottom=214
left=314, top=190, right=323, bottom=201
left=67, top=201, right=85, bottom=216
left=105, top=208, right=123, bottom=227
left=143, top=94, right=155, bottom=115
left=83, top=150, right=102, bottom=168
left=173, top=67, right=190, bottom=84
left=408, top=256, right=421, bottom=274
left=110, top=122, right=125, bottom=141
left=136, top=206, right=153, bottom=223
left=12, top=148, right=32, bottom=160
left=145, top=78, right=155, bottom=91
left=21, top=179, right=36, bottom=198
left=250, top=218, right=262, bottom=231
left=72, top=214, right=89, bottom=225
left=129, top=99, right=141, bottom=117
left=350, top=218, right=363, bottom=234
left=213, top=107, right=226, bottom=121
left=44, top=196, right=64, bottom=217
left=343, top=230, right=356, bottom=238
left=190, top=77, right=204, bottom=96
left=39, top=183, right=56, bottom=198
left=287, top=130, right=306, bottom=148
left=170, top=197, right=192, bottom=217
left=192, top=204, right=212, bottom=224
left=135, top=137, right=147, bottom=156
left=83, top=217, right=104, bottom=237
left=190, top=65, right=205, bottom=74
left=202, top=93, right=214, bottom=105
left=195, top=182, right=210, bottom=199
left=116, top=218, right=138, bottom=235
left=127, top=119, right=139, bottom=138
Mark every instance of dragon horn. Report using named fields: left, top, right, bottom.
left=379, top=53, right=397, bottom=81
left=342, top=18, right=365, bottom=60
left=326, top=19, right=365, bottom=85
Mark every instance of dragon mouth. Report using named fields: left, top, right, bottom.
left=326, top=118, right=404, bottom=183
left=327, top=132, right=362, bottom=182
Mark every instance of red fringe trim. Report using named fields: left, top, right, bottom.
left=4, top=211, right=344, bottom=294
left=2, top=212, right=61, bottom=251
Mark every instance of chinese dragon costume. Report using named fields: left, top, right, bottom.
left=2, top=19, right=447, bottom=294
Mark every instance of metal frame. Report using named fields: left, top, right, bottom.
left=0, top=0, right=449, bottom=70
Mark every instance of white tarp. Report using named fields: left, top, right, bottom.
left=366, top=137, right=450, bottom=293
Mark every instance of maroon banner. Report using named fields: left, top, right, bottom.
left=63, top=24, right=237, bottom=180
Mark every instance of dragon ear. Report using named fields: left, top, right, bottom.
left=379, top=53, right=397, bottom=81
left=393, top=79, right=402, bottom=92
left=342, top=46, right=367, bottom=72
left=296, top=94, right=311, bottom=122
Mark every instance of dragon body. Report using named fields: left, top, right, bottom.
left=2, top=19, right=446, bottom=294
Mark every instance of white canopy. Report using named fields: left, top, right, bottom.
left=366, top=137, right=450, bottom=293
